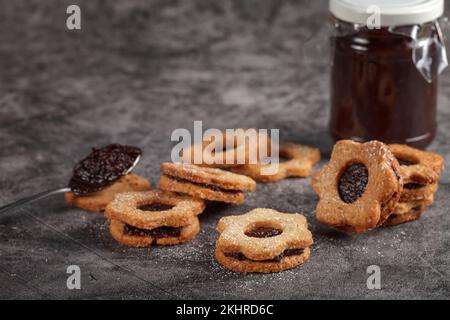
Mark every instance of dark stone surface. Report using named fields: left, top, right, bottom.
left=0, top=0, right=449, bottom=299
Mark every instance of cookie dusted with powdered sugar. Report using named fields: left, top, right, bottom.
left=389, top=144, right=444, bottom=202
left=215, top=208, right=313, bottom=273
left=105, top=190, right=205, bottom=247
left=159, top=163, right=256, bottom=204
left=109, top=217, right=200, bottom=247
left=105, top=190, right=205, bottom=229
left=313, top=140, right=403, bottom=233
left=230, top=143, right=320, bottom=183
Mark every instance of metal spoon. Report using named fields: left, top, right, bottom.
left=0, top=154, right=141, bottom=215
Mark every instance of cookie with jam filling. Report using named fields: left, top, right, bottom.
left=64, top=174, right=151, bottom=213
left=393, top=194, right=434, bottom=214
left=181, top=129, right=271, bottom=168
left=110, top=217, right=200, bottom=247
left=382, top=205, right=426, bottom=227
left=313, top=140, right=403, bottom=233
left=389, top=144, right=444, bottom=182
left=230, top=143, right=321, bottom=183
left=215, top=208, right=313, bottom=273
left=400, top=183, right=439, bottom=202
left=159, top=163, right=256, bottom=204
left=389, top=144, right=444, bottom=201
left=105, top=190, right=205, bottom=230
left=382, top=195, right=434, bottom=227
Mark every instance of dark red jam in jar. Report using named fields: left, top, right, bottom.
left=329, top=0, right=447, bottom=149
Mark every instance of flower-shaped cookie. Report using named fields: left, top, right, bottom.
left=105, top=190, right=205, bottom=229
left=231, top=143, right=320, bottom=183
left=181, top=129, right=271, bottom=168
left=313, top=140, right=403, bottom=233
left=215, top=208, right=313, bottom=273
left=159, top=162, right=256, bottom=204
left=109, top=216, right=200, bottom=247
left=389, top=144, right=444, bottom=186
left=389, top=144, right=443, bottom=202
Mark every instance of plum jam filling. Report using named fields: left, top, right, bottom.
left=245, top=226, right=282, bottom=238
left=69, top=144, right=142, bottom=195
left=338, top=163, right=368, bottom=204
left=397, top=158, right=418, bottom=166
left=138, top=203, right=174, bottom=211
left=225, top=248, right=304, bottom=263
left=404, top=183, right=426, bottom=190
left=124, top=224, right=181, bottom=238
left=165, top=175, right=241, bottom=194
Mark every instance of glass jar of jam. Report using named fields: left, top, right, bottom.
left=329, top=0, right=448, bottom=149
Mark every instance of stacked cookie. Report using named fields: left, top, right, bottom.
left=383, top=144, right=444, bottom=227
left=105, top=190, right=205, bottom=247
left=313, top=140, right=402, bottom=233
left=159, top=162, right=257, bottom=204
left=313, top=140, right=444, bottom=233
left=216, top=209, right=313, bottom=273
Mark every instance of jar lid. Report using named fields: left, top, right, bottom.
left=330, top=0, right=444, bottom=26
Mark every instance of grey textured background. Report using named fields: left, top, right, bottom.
left=0, top=0, right=449, bottom=299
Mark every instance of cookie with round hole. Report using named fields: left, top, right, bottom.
left=110, top=217, right=200, bottom=247
left=181, top=129, right=271, bottom=168
left=230, top=143, right=320, bottom=183
left=215, top=208, right=313, bottom=273
left=159, top=163, right=256, bottom=204
left=105, top=190, right=205, bottom=230
left=389, top=144, right=444, bottom=186
left=64, top=174, right=151, bottom=213
left=314, top=140, right=403, bottom=233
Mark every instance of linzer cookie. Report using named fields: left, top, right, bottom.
left=313, top=140, right=403, bottom=233
left=230, top=143, right=320, bottom=183
left=400, top=183, right=438, bottom=202
left=215, top=208, right=313, bottom=273
left=382, top=205, right=426, bottom=227
left=105, top=190, right=205, bottom=247
left=109, top=217, right=200, bottom=247
left=389, top=144, right=444, bottom=201
left=105, top=190, right=205, bottom=229
left=389, top=144, right=444, bottom=182
left=159, top=163, right=256, bottom=204
left=382, top=194, right=434, bottom=227
left=64, top=174, right=150, bottom=213
left=393, top=195, right=434, bottom=214
left=181, top=129, right=271, bottom=168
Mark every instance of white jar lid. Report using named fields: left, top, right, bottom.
left=330, top=0, right=444, bottom=26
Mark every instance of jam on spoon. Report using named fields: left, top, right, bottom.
left=69, top=144, right=142, bottom=195
left=0, top=144, right=142, bottom=214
